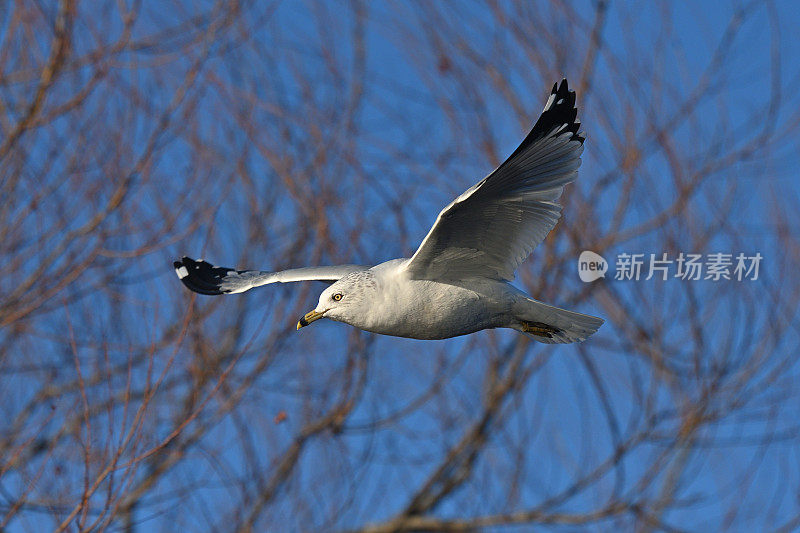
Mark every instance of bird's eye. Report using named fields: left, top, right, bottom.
left=332, top=293, right=343, bottom=302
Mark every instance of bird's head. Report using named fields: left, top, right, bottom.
left=296, top=271, right=378, bottom=330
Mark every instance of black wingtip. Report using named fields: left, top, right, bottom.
left=540, top=78, right=583, bottom=143
left=548, top=78, right=585, bottom=142
left=502, top=79, right=583, bottom=165
left=174, top=256, right=234, bottom=295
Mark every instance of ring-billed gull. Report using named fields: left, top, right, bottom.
left=175, top=79, right=603, bottom=343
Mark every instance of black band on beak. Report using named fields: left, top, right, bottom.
left=297, top=309, right=326, bottom=330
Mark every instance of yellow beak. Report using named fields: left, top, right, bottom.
left=297, top=309, right=325, bottom=330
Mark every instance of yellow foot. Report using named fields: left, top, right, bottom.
left=521, top=321, right=563, bottom=339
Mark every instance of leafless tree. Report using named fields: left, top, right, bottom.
left=1, top=1, right=799, bottom=531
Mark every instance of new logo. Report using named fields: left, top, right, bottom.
left=578, top=250, right=608, bottom=282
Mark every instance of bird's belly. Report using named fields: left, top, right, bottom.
left=359, top=280, right=503, bottom=340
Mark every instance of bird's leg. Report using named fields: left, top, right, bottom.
left=521, top=321, right=563, bottom=339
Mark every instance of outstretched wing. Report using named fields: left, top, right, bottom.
left=174, top=256, right=367, bottom=295
left=404, top=79, right=584, bottom=281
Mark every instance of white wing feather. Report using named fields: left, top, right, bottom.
left=404, top=79, right=584, bottom=281
left=174, top=257, right=366, bottom=295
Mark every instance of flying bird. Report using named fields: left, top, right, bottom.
left=175, top=79, right=603, bottom=343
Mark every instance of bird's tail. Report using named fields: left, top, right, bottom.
left=513, top=297, right=603, bottom=344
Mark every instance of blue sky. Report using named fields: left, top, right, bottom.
left=3, top=1, right=800, bottom=531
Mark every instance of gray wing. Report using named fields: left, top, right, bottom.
left=174, top=256, right=367, bottom=295
left=404, top=79, right=584, bottom=282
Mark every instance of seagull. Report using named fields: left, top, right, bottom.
left=175, top=79, right=603, bottom=343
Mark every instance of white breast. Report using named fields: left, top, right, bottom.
left=357, top=264, right=507, bottom=339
